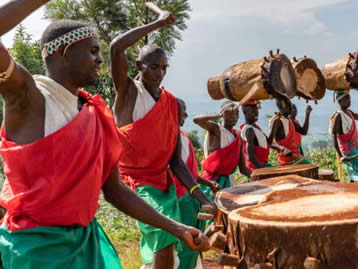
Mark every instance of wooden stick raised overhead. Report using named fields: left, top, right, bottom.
left=144, top=2, right=166, bottom=15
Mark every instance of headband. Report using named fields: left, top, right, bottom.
left=41, top=26, right=98, bottom=58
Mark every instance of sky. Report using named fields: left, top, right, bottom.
left=3, top=0, right=358, bottom=135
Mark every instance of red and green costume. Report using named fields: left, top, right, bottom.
left=0, top=91, right=122, bottom=268
left=117, top=88, right=181, bottom=265
left=275, top=118, right=310, bottom=166
left=334, top=111, right=358, bottom=181
left=240, top=124, right=270, bottom=170
left=173, top=131, right=203, bottom=269
left=200, top=129, right=241, bottom=200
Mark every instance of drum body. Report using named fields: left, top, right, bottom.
left=251, top=164, right=318, bottom=181
left=218, top=176, right=358, bottom=268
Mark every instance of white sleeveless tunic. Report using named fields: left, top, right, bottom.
left=203, top=125, right=235, bottom=158
left=241, top=124, right=268, bottom=149
left=329, top=109, right=353, bottom=135
left=34, top=75, right=79, bottom=136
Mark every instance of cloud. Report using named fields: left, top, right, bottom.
left=192, top=0, right=348, bottom=35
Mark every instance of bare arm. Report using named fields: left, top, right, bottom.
left=170, top=130, right=216, bottom=213
left=349, top=110, right=358, bottom=120
left=294, top=105, right=312, bottom=135
left=0, top=0, right=48, bottom=92
left=110, top=12, right=174, bottom=109
left=197, top=176, right=220, bottom=193
left=331, top=114, right=343, bottom=157
left=193, top=113, right=221, bottom=134
left=0, top=0, right=49, bottom=36
left=246, top=128, right=264, bottom=169
left=102, top=167, right=210, bottom=251
left=238, top=142, right=252, bottom=177
left=267, top=117, right=281, bottom=145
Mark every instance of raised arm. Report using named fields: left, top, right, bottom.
left=293, top=105, right=312, bottom=135
left=193, top=113, right=221, bottom=134
left=0, top=0, right=49, bottom=36
left=110, top=12, right=174, bottom=105
left=0, top=0, right=49, bottom=92
left=102, top=167, right=210, bottom=252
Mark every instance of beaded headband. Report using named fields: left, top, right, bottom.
left=41, top=26, right=98, bottom=58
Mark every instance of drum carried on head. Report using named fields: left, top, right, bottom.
left=214, top=176, right=358, bottom=268
left=251, top=163, right=319, bottom=181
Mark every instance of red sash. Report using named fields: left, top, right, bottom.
left=173, top=131, right=199, bottom=199
left=118, top=88, right=178, bottom=192
left=240, top=124, right=269, bottom=170
left=0, top=91, right=121, bottom=231
left=200, top=129, right=241, bottom=180
left=337, top=111, right=358, bottom=155
left=276, top=118, right=301, bottom=166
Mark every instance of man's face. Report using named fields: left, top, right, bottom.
left=138, top=53, right=168, bottom=89
left=64, top=37, right=103, bottom=88
left=338, top=94, right=351, bottom=109
left=179, top=102, right=188, bottom=127
left=222, top=106, right=239, bottom=127
left=277, top=98, right=292, bottom=116
left=243, top=105, right=258, bottom=123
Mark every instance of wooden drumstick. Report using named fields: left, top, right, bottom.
left=144, top=2, right=165, bottom=15
left=197, top=212, right=214, bottom=221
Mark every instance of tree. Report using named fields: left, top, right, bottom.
left=10, top=25, right=45, bottom=75
left=186, top=130, right=201, bottom=149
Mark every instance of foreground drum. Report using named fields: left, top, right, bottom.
left=251, top=164, right=318, bottom=181
left=216, top=176, right=358, bottom=268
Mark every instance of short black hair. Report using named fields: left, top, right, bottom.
left=137, top=44, right=167, bottom=63
left=41, top=20, right=90, bottom=50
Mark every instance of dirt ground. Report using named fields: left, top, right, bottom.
left=202, top=259, right=223, bottom=269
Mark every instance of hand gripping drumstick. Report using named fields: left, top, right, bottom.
left=144, top=2, right=166, bottom=15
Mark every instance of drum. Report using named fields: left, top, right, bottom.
left=318, top=168, right=336, bottom=181
left=220, top=176, right=358, bottom=268
left=207, top=50, right=297, bottom=102
left=251, top=164, right=319, bottom=181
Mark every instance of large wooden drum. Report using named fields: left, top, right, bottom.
left=207, top=50, right=297, bottom=102
left=291, top=57, right=326, bottom=101
left=217, top=176, right=358, bottom=268
left=251, top=164, right=319, bottom=181
left=322, top=50, right=358, bottom=90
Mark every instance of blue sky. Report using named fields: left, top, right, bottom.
left=3, top=0, right=358, bottom=134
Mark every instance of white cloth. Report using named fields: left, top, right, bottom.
left=180, top=133, right=190, bottom=163
left=140, top=249, right=180, bottom=269
left=269, top=115, right=290, bottom=137
left=133, top=80, right=156, bottom=122
left=203, top=125, right=236, bottom=158
left=241, top=124, right=268, bottom=148
left=34, top=75, right=79, bottom=136
left=329, top=109, right=353, bottom=135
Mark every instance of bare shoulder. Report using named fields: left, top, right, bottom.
left=2, top=70, right=45, bottom=144
left=114, top=78, right=138, bottom=127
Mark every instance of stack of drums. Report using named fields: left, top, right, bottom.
left=215, top=175, right=358, bottom=268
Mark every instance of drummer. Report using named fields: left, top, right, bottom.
left=193, top=101, right=251, bottom=199
left=240, top=100, right=272, bottom=170
left=329, top=90, right=358, bottom=182
left=268, top=97, right=312, bottom=166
